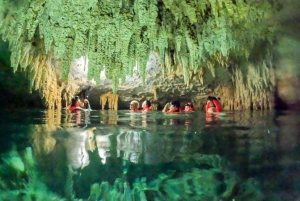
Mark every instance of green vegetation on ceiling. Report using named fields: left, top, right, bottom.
left=0, top=0, right=279, bottom=93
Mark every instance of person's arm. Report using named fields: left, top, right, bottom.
left=78, top=99, right=84, bottom=108
left=162, top=103, right=170, bottom=112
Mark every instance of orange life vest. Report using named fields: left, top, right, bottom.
left=142, top=106, right=152, bottom=112
left=184, top=106, right=194, bottom=112
left=166, top=107, right=182, bottom=113
left=206, top=100, right=222, bottom=113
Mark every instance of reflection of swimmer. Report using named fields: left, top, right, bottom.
left=95, top=134, right=112, bottom=164
left=184, top=118, right=193, bottom=126
left=65, top=127, right=96, bottom=173
left=75, top=110, right=81, bottom=124
left=163, top=118, right=180, bottom=125
left=206, top=114, right=219, bottom=123
left=72, top=109, right=91, bottom=127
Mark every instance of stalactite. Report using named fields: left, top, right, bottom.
left=153, top=87, right=158, bottom=100
left=232, top=56, right=275, bottom=110
left=100, top=92, right=119, bottom=110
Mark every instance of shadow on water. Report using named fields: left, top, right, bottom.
left=0, top=109, right=300, bottom=200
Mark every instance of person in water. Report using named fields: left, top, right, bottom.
left=141, top=100, right=152, bottom=112
left=162, top=100, right=182, bottom=113
left=130, top=100, right=139, bottom=112
left=69, top=96, right=81, bottom=111
left=83, top=99, right=91, bottom=110
left=205, top=96, right=223, bottom=114
left=184, top=101, right=194, bottom=112
left=69, top=96, right=89, bottom=111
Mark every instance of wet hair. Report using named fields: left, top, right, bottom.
left=71, top=96, right=79, bottom=107
left=130, top=100, right=139, bottom=109
left=171, top=100, right=180, bottom=108
left=145, top=100, right=151, bottom=107
left=207, top=96, right=220, bottom=101
left=207, top=96, right=214, bottom=101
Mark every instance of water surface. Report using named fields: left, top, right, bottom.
left=0, top=109, right=299, bottom=201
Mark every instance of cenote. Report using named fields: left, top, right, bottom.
left=1, top=0, right=300, bottom=200
left=0, top=109, right=299, bottom=201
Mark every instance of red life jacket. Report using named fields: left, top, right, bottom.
left=184, top=106, right=194, bottom=112
left=142, top=107, right=152, bottom=112
left=206, top=101, right=213, bottom=112
left=166, top=107, right=182, bottom=113
left=213, top=99, right=222, bottom=112
left=69, top=106, right=76, bottom=111
left=205, top=100, right=222, bottom=113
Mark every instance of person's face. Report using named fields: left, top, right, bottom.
left=130, top=103, right=136, bottom=110
left=185, top=105, right=190, bottom=110
left=130, top=104, right=134, bottom=110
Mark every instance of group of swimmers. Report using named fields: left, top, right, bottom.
left=130, top=96, right=222, bottom=114
left=129, top=100, right=195, bottom=113
left=130, top=100, right=153, bottom=112
left=69, top=95, right=222, bottom=114
left=69, top=96, right=90, bottom=111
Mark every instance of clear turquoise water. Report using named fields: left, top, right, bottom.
left=0, top=109, right=299, bottom=200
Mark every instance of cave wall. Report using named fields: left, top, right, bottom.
left=0, top=40, right=44, bottom=109
left=87, top=52, right=275, bottom=111
left=273, top=0, right=300, bottom=109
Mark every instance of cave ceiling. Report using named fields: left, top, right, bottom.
left=0, top=0, right=287, bottom=109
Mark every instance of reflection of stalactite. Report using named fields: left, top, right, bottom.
left=32, top=126, right=56, bottom=155
left=32, top=110, right=61, bottom=155
left=100, top=92, right=119, bottom=110
left=117, top=131, right=143, bottom=163
left=96, top=134, right=112, bottom=164
left=100, top=110, right=118, bottom=125
left=65, top=127, right=96, bottom=172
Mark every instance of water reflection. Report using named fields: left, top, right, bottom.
left=117, top=131, right=142, bottom=164
left=64, top=127, right=96, bottom=172
left=0, top=110, right=300, bottom=200
left=96, top=133, right=112, bottom=164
